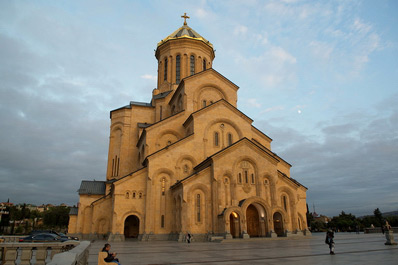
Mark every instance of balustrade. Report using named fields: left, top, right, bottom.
left=0, top=241, right=79, bottom=265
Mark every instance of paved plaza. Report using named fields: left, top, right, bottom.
left=88, top=233, right=398, bottom=265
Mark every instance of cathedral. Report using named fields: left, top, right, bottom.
left=68, top=15, right=311, bottom=241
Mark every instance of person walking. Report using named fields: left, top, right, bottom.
left=186, top=232, right=192, bottom=243
left=325, top=229, right=335, bottom=255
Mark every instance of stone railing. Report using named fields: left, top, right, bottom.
left=48, top=241, right=90, bottom=265
left=365, top=227, right=398, bottom=233
left=0, top=241, right=79, bottom=265
left=0, top=236, right=29, bottom=243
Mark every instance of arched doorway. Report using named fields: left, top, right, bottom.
left=229, top=212, right=240, bottom=238
left=273, top=212, right=284, bottom=236
left=124, top=215, right=139, bottom=238
left=246, top=205, right=260, bottom=237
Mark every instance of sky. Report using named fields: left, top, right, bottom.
left=0, top=0, right=397, bottom=217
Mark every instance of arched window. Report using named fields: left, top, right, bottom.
left=190, top=55, right=195, bottom=75
left=139, top=192, right=143, bottom=199
left=203, top=58, right=207, bottom=71
left=283, top=195, right=288, bottom=211
left=125, top=192, right=129, bottom=199
left=228, top=133, right=233, bottom=146
left=202, top=100, right=206, bottom=108
left=176, top=55, right=181, bottom=83
left=164, top=58, right=168, bottom=81
left=196, top=194, right=201, bottom=222
left=183, top=164, right=189, bottom=173
left=161, top=178, right=166, bottom=196
left=238, top=173, right=242, bottom=184
left=214, top=132, right=219, bottom=146
left=251, top=173, right=255, bottom=184
left=245, top=170, right=248, bottom=183
left=132, top=192, right=136, bottom=199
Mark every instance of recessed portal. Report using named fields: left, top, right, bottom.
left=229, top=212, right=240, bottom=238
left=246, top=205, right=260, bottom=237
left=273, top=212, right=284, bottom=236
left=124, top=215, right=140, bottom=238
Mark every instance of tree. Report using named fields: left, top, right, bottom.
left=328, top=211, right=357, bottom=232
left=373, top=208, right=383, bottom=227
left=43, top=206, right=70, bottom=228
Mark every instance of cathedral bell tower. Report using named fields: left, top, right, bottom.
left=155, top=13, right=215, bottom=93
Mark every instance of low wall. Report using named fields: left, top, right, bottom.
left=0, top=240, right=80, bottom=265
left=48, top=241, right=90, bottom=265
left=365, top=227, right=398, bottom=233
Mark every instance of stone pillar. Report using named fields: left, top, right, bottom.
left=4, top=247, right=17, bottom=265
left=19, top=247, right=32, bottom=265
left=35, top=247, right=48, bottom=265
left=268, top=230, right=278, bottom=238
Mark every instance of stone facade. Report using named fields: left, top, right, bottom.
left=68, top=19, right=310, bottom=241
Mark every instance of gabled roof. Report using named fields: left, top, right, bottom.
left=278, top=170, right=307, bottom=190
left=69, top=207, right=78, bottom=215
left=183, top=99, right=252, bottom=127
left=169, top=68, right=239, bottom=104
left=110, top=101, right=154, bottom=118
left=153, top=90, right=172, bottom=100
left=172, top=137, right=281, bottom=186
left=78, top=181, right=106, bottom=195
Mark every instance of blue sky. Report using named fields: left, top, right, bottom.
left=0, top=0, right=397, bottom=217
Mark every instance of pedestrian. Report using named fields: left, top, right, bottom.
left=186, top=232, right=192, bottom=243
left=325, top=229, right=335, bottom=255
left=102, top=243, right=121, bottom=264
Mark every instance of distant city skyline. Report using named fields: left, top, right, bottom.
left=0, top=1, right=397, bottom=217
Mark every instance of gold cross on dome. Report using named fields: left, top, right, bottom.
left=181, top=12, right=190, bottom=25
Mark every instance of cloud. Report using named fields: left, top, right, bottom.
left=141, top=74, right=157, bottom=80
left=246, top=98, right=262, bottom=108
left=255, top=96, right=398, bottom=216
left=233, top=25, right=248, bottom=36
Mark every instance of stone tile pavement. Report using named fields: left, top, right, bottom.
left=88, top=233, right=398, bottom=265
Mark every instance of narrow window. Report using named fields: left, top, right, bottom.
left=164, top=58, right=168, bottom=81
left=117, top=157, right=120, bottom=176
left=161, top=178, right=166, bottom=196
left=214, top=132, right=219, bottom=146
left=228, top=133, right=233, bottom=146
left=251, top=174, right=255, bottom=184
left=112, top=158, right=115, bottom=176
left=238, top=173, right=242, bottom=184
left=183, top=164, right=188, bottom=173
left=176, top=55, right=181, bottom=83
left=190, top=55, right=195, bottom=75
left=125, top=192, right=129, bottom=199
left=283, top=196, right=287, bottom=211
left=202, top=100, right=206, bottom=108
left=132, top=192, right=136, bottom=199
left=161, top=215, right=165, bottom=228
left=203, top=59, right=207, bottom=71
left=139, top=192, right=142, bottom=199
left=160, top=106, right=163, bottom=120
left=196, top=194, right=201, bottom=222
left=245, top=171, right=248, bottom=183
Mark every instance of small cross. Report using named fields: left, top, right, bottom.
left=181, top=12, right=190, bottom=25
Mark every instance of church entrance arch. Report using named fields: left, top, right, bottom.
left=229, top=212, right=240, bottom=238
left=246, top=204, right=260, bottom=237
left=273, top=212, right=284, bottom=236
left=124, top=215, right=140, bottom=238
